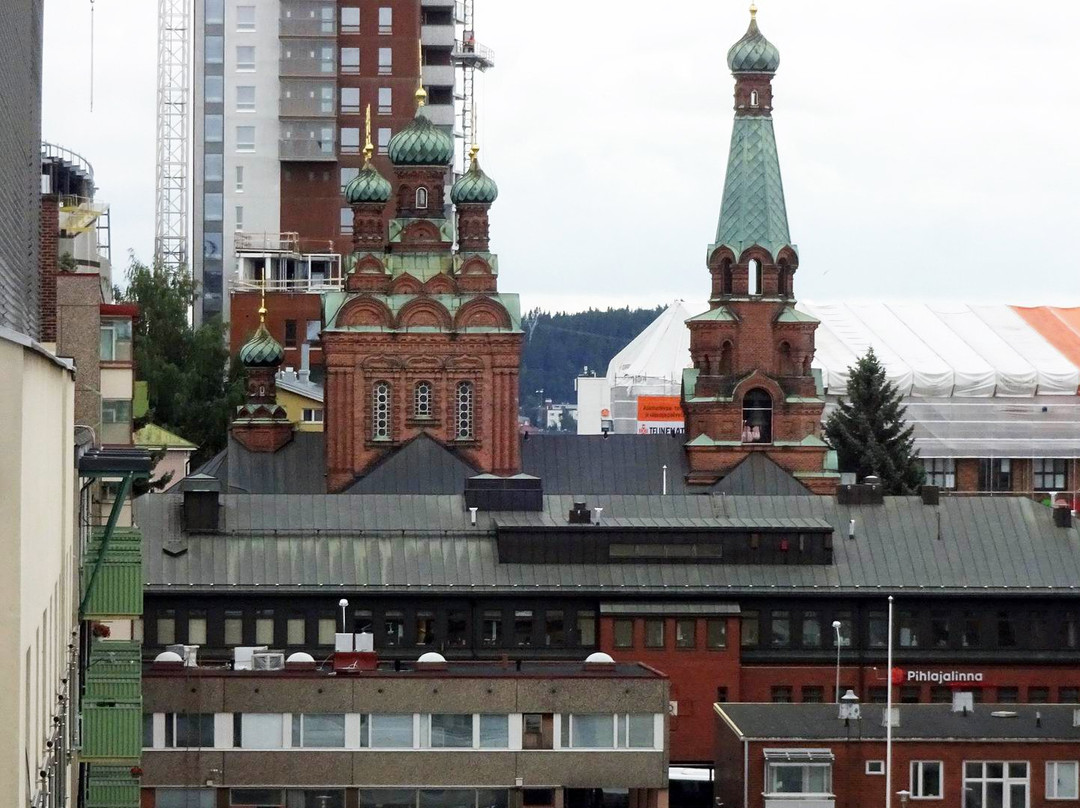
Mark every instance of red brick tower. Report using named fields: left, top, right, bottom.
left=682, top=7, right=839, bottom=494
left=322, top=94, right=521, bottom=492
left=232, top=296, right=294, bottom=453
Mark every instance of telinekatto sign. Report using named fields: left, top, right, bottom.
left=636, top=396, right=685, bottom=435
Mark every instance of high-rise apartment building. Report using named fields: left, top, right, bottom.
left=193, top=0, right=463, bottom=326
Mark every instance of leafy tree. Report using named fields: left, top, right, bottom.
left=559, top=408, right=578, bottom=434
left=824, top=347, right=924, bottom=494
left=119, top=258, right=244, bottom=467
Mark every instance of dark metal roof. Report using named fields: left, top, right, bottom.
left=713, top=453, right=811, bottom=496
left=138, top=493, right=1080, bottom=595
left=225, top=432, right=326, bottom=494
left=344, top=434, right=478, bottom=494
left=521, top=434, right=694, bottom=494
left=718, top=703, right=1080, bottom=741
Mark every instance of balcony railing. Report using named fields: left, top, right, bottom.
left=764, top=798, right=835, bottom=808
left=279, top=137, right=337, bottom=160
left=233, top=268, right=343, bottom=294
left=236, top=231, right=301, bottom=252
left=279, top=56, right=336, bottom=78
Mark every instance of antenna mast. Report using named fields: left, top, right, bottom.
left=451, top=0, right=494, bottom=169
left=154, top=0, right=190, bottom=273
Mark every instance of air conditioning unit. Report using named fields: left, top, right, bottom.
left=166, top=644, right=199, bottom=667
left=233, top=646, right=269, bottom=671
left=252, top=651, right=286, bottom=671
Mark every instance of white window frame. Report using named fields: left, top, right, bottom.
left=378, top=7, right=392, bottom=33
left=340, top=7, right=360, bottom=34
left=340, top=126, right=361, bottom=155
left=923, top=457, right=956, bottom=489
left=455, top=381, right=474, bottom=440
left=378, top=87, right=392, bottom=115
left=866, top=760, right=885, bottom=776
left=236, top=45, right=255, bottom=71
left=234, top=206, right=244, bottom=232
left=372, top=380, right=391, bottom=440
left=415, top=186, right=429, bottom=209
left=1047, top=762, right=1079, bottom=800
left=235, top=165, right=244, bottom=192
left=764, top=761, right=833, bottom=797
left=236, top=125, right=256, bottom=153
left=562, top=714, right=617, bottom=750
left=235, top=5, right=255, bottom=31
left=302, top=408, right=324, bottom=424
left=414, top=381, right=433, bottom=419
left=377, top=127, right=391, bottom=155
left=237, top=713, right=286, bottom=750
left=1034, top=458, right=1067, bottom=490
left=910, top=760, right=944, bottom=799
left=963, top=761, right=1029, bottom=808
left=236, top=85, right=255, bottom=112
left=341, top=47, right=360, bottom=74
left=290, top=713, right=347, bottom=749
left=378, top=47, right=392, bottom=75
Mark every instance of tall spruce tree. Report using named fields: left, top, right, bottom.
left=824, top=348, right=925, bottom=494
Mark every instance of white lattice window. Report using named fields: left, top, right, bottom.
left=372, top=381, right=391, bottom=440
left=456, top=381, right=474, bottom=440
left=414, top=381, right=433, bottom=419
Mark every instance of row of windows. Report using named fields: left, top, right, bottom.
left=924, top=457, right=1071, bottom=491
left=157, top=787, right=508, bottom=808
left=144, top=712, right=660, bottom=752
left=762, top=684, right=1080, bottom=705
left=611, top=617, right=728, bottom=651
left=153, top=607, right=598, bottom=650
left=741, top=607, right=1080, bottom=652
left=372, top=381, right=474, bottom=441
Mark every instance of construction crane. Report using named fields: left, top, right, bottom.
left=450, top=0, right=494, bottom=168
left=154, top=0, right=190, bottom=274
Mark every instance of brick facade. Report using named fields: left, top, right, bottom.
left=38, top=194, right=58, bottom=342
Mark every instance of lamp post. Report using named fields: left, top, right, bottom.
left=832, top=620, right=842, bottom=703
left=338, top=598, right=348, bottom=633
left=886, top=596, right=896, bottom=808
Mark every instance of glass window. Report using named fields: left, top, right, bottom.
left=340, top=166, right=360, bottom=191
left=978, top=458, right=1012, bottom=492
left=291, top=714, right=345, bottom=747
left=741, top=388, right=772, bottom=443
left=341, top=87, right=361, bottom=114
left=962, top=612, right=981, bottom=648
left=618, top=714, right=654, bottom=748
left=235, top=165, right=244, bottom=192
left=236, top=126, right=255, bottom=152
left=156, top=610, right=175, bottom=645
left=239, top=713, right=283, bottom=749
left=157, top=790, right=215, bottom=808
left=384, top=611, right=404, bottom=646
left=204, top=153, right=223, bottom=180
left=173, top=713, right=214, bottom=747
left=428, top=714, right=473, bottom=748
left=284, top=320, right=297, bottom=348
left=1034, top=459, right=1068, bottom=490
left=340, top=7, right=359, bottom=33
left=544, top=610, right=565, bottom=646
left=255, top=609, right=274, bottom=645
left=413, top=381, right=433, bottom=419
left=513, top=610, right=533, bottom=646
left=613, top=618, right=633, bottom=648
left=100, top=318, right=132, bottom=361
left=741, top=611, right=760, bottom=647
left=378, top=6, right=392, bottom=33
left=204, top=113, right=223, bottom=142
left=416, top=611, right=436, bottom=646
left=370, top=714, right=413, bottom=748
left=767, top=763, right=831, bottom=795
left=900, top=685, right=921, bottom=704
left=341, top=47, right=360, bottom=74
left=359, top=791, right=416, bottom=808
left=341, top=127, right=360, bottom=154
left=101, top=399, right=133, bottom=443
left=706, top=618, right=727, bottom=649
left=675, top=618, right=696, bottom=649
left=235, top=4, right=255, bottom=30
left=205, top=35, right=223, bottom=63
left=479, top=714, right=509, bottom=748
left=910, top=761, right=943, bottom=798
left=204, top=75, right=223, bottom=103
left=447, top=611, right=467, bottom=647
left=340, top=206, right=353, bottom=236
left=801, top=611, right=822, bottom=648
left=204, top=0, right=223, bottom=24
left=930, top=611, right=950, bottom=648
left=378, top=47, right=392, bottom=74
left=964, top=761, right=1028, bottom=808
left=930, top=686, right=952, bottom=703
left=236, top=85, right=255, bottom=112
left=287, top=617, right=305, bottom=645
left=1028, top=687, right=1050, bottom=704
left=771, top=611, right=791, bottom=647
left=372, top=381, right=391, bottom=440
left=378, top=87, right=392, bottom=114
left=236, top=45, right=255, bottom=71
left=481, top=611, right=502, bottom=646
left=187, top=610, right=207, bottom=644
left=143, top=713, right=155, bottom=748
left=644, top=619, right=665, bottom=648
left=303, top=408, right=324, bottom=424
left=771, top=686, right=793, bottom=703
left=1031, top=612, right=1049, bottom=649
left=456, top=382, right=474, bottom=439
left=377, top=127, right=391, bottom=154
left=577, top=611, right=596, bottom=646
left=801, top=686, right=824, bottom=704
left=1048, top=762, right=1079, bottom=800
left=223, top=610, right=243, bottom=646
left=286, top=791, right=345, bottom=808
left=997, top=686, right=1020, bottom=703
left=998, top=611, right=1017, bottom=647
left=898, top=610, right=920, bottom=648
left=569, top=714, right=614, bottom=748
left=1060, top=687, right=1080, bottom=703
left=235, top=205, right=244, bottom=232
left=923, top=458, right=956, bottom=489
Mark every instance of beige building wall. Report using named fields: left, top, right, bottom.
left=278, top=387, right=324, bottom=432
left=0, top=329, right=77, bottom=807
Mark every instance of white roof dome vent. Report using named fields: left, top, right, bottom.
left=154, top=651, right=184, bottom=664
left=585, top=652, right=615, bottom=665
left=418, top=652, right=446, bottom=664
left=286, top=652, right=316, bottom=664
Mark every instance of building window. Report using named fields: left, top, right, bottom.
left=617, top=714, right=655, bottom=748
left=455, top=381, right=474, bottom=439
left=513, top=610, right=533, bottom=646
left=771, top=686, right=793, bottom=703
left=997, top=686, right=1019, bottom=703
left=866, top=760, right=885, bottom=775
left=415, top=186, right=429, bottom=208
left=770, top=610, right=791, bottom=647
left=962, top=612, right=981, bottom=648
left=284, top=320, right=297, bottom=348
left=204, top=192, right=223, bottom=221
left=372, top=381, right=391, bottom=440
left=302, top=408, right=324, bottom=424
left=675, top=619, right=696, bottom=649
left=644, top=619, right=665, bottom=648
left=234, top=206, right=243, bottom=232
left=205, top=75, right=223, bottom=103
left=1048, top=762, right=1079, bottom=800
left=1028, top=687, right=1050, bottom=703
left=234, top=714, right=284, bottom=750
left=716, top=687, right=729, bottom=703
left=898, top=610, right=920, bottom=647
left=187, top=610, right=207, bottom=644
left=1060, top=687, right=1080, bottom=703
left=750, top=89, right=760, bottom=107
left=378, top=47, right=392, bottom=75
left=978, top=458, right=1012, bottom=491
left=613, top=618, right=633, bottom=648
left=341, top=47, right=360, bottom=74
left=340, top=207, right=354, bottom=236
left=802, top=686, right=824, bottom=704
left=291, top=714, right=345, bottom=748
left=235, top=164, right=244, bottom=192
left=340, top=7, right=359, bottom=33
left=255, top=609, right=274, bottom=645
left=766, top=761, right=831, bottom=795
left=923, top=458, right=956, bottom=489
left=425, top=714, right=473, bottom=748
left=340, top=126, right=361, bottom=154
left=900, top=685, right=921, bottom=704
left=377, top=127, right=391, bottom=154
left=742, top=388, right=772, bottom=443
left=286, top=616, right=305, bottom=645
left=100, top=318, right=133, bottom=361
left=224, top=610, right=243, bottom=645
left=801, top=611, right=822, bottom=648
left=101, top=399, right=133, bottom=444
left=1034, top=458, right=1068, bottom=490
left=997, top=611, right=1017, bottom=647
left=706, top=618, right=727, bottom=649
left=868, top=686, right=887, bottom=703
left=577, top=611, right=596, bottom=646
left=384, top=611, right=404, bottom=646
left=370, top=714, right=414, bottom=748
left=930, top=611, right=949, bottom=648
left=479, top=715, right=510, bottom=748
left=165, top=713, right=215, bottom=748
left=205, top=35, right=223, bottom=64
left=563, top=715, right=615, bottom=749
left=341, top=87, right=360, bottom=114
left=378, top=87, right=392, bottom=114
left=378, top=6, right=392, bottom=33
left=236, top=125, right=255, bottom=152
left=964, top=762, right=1028, bottom=808
left=481, top=610, right=502, bottom=646
left=910, top=761, right=943, bottom=799
left=741, top=610, right=760, bottom=647
left=205, top=0, right=223, bottom=24
left=204, top=153, right=223, bottom=180
left=447, top=611, right=468, bottom=646
left=413, top=381, right=433, bottom=419
left=340, top=166, right=360, bottom=191
left=156, top=610, right=176, bottom=645
left=205, top=113, right=223, bottom=143
left=416, top=611, right=436, bottom=646
left=235, top=5, right=255, bottom=31
left=236, top=45, right=255, bottom=71
left=930, top=686, right=952, bottom=703
left=236, top=85, right=255, bottom=112
left=545, top=611, right=565, bottom=646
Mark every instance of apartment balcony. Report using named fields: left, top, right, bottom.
left=279, top=136, right=337, bottom=161
left=765, top=798, right=834, bottom=808
left=82, top=526, right=143, bottom=618
left=421, top=24, right=456, bottom=47
left=234, top=234, right=343, bottom=292
left=279, top=84, right=336, bottom=118
left=424, top=102, right=456, bottom=127
left=279, top=1, right=336, bottom=36
left=81, top=639, right=142, bottom=763
left=279, top=56, right=336, bottom=78
left=423, top=64, right=456, bottom=87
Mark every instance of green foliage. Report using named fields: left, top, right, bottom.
left=824, top=347, right=924, bottom=495
left=520, top=306, right=664, bottom=408
left=559, top=408, right=577, bottom=433
left=119, top=258, right=244, bottom=467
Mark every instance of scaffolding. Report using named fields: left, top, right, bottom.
left=451, top=0, right=494, bottom=167
left=154, top=0, right=190, bottom=273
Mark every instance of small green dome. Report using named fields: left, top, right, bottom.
left=344, top=163, right=392, bottom=205
left=239, top=322, right=284, bottom=368
left=388, top=107, right=454, bottom=166
left=727, top=16, right=780, bottom=74
left=451, top=157, right=498, bottom=205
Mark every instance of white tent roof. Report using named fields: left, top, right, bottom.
left=606, top=300, right=693, bottom=387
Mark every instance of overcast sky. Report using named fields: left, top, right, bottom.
left=43, top=0, right=1080, bottom=314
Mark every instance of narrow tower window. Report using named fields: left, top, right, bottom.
left=415, top=186, right=429, bottom=209
left=742, top=388, right=772, bottom=444
left=455, top=381, right=474, bottom=440
left=748, top=259, right=762, bottom=296
left=750, top=89, right=759, bottom=107
left=372, top=381, right=391, bottom=440
left=721, top=260, right=734, bottom=296
left=719, top=341, right=734, bottom=376
left=414, top=381, right=433, bottom=419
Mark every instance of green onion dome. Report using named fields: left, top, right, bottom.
left=239, top=321, right=284, bottom=368
left=388, top=106, right=455, bottom=166
left=344, top=162, right=392, bottom=205
left=450, top=156, right=498, bottom=205
left=727, top=13, right=780, bottom=74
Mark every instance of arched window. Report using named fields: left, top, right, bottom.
left=455, top=381, right=474, bottom=440
left=415, top=186, right=429, bottom=209
left=742, top=388, right=772, bottom=444
left=748, top=259, right=762, bottom=296
left=750, top=89, right=759, bottom=107
left=414, top=380, right=433, bottom=419
left=372, top=380, right=391, bottom=440
left=721, top=260, right=734, bottom=296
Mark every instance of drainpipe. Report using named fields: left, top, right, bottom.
left=743, top=738, right=749, bottom=808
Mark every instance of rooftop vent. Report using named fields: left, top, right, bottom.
left=837, top=482, right=884, bottom=506
left=952, top=691, right=974, bottom=713
left=990, top=711, right=1018, bottom=718
left=165, top=644, right=199, bottom=667
left=416, top=651, right=447, bottom=670
left=920, top=485, right=940, bottom=506
left=252, top=651, right=286, bottom=671
left=568, top=501, right=592, bottom=524
left=153, top=650, right=184, bottom=666
left=584, top=651, right=616, bottom=670
left=1054, top=504, right=1073, bottom=529
left=464, top=474, right=543, bottom=512
left=183, top=485, right=221, bottom=532
left=285, top=652, right=316, bottom=669
left=233, top=646, right=269, bottom=671
left=881, top=707, right=900, bottom=728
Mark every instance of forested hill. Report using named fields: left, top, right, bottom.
left=520, top=306, right=665, bottom=406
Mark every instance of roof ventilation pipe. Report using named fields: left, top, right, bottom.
left=568, top=501, right=591, bottom=524
left=848, top=519, right=856, bottom=540
left=662, top=465, right=668, bottom=496
left=469, top=507, right=478, bottom=526
left=593, top=507, right=604, bottom=525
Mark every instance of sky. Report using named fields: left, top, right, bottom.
left=42, top=0, right=1080, bottom=314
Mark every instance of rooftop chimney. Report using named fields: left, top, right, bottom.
left=568, top=501, right=591, bottom=524
left=1054, top=503, right=1073, bottom=528
left=920, top=485, right=940, bottom=506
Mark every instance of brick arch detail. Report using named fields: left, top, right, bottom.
left=400, top=220, right=442, bottom=245
left=458, top=256, right=493, bottom=276
left=732, top=371, right=784, bottom=404
left=423, top=274, right=458, bottom=294
left=453, top=298, right=511, bottom=331
left=338, top=297, right=394, bottom=328
left=395, top=298, right=453, bottom=330
left=390, top=273, right=423, bottom=295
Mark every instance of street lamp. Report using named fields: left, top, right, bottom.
left=897, top=790, right=910, bottom=807
left=832, top=620, right=843, bottom=703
